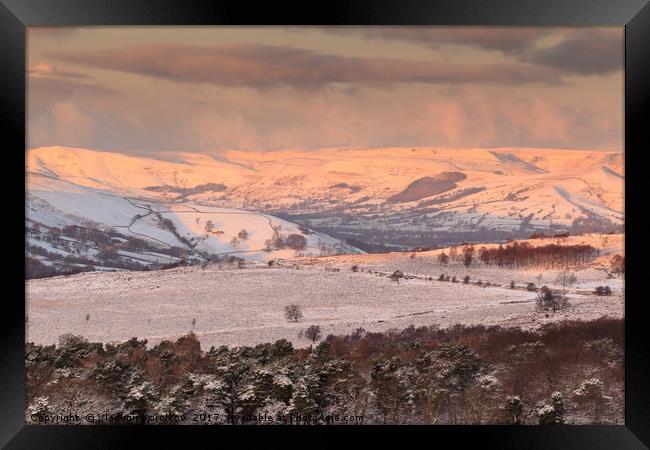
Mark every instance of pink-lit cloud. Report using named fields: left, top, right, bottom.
left=27, top=27, right=623, bottom=153
left=312, top=27, right=551, bottom=54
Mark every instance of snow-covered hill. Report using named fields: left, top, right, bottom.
left=27, top=145, right=623, bottom=256
left=26, top=171, right=361, bottom=277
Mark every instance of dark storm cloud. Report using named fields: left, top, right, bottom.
left=524, top=31, right=623, bottom=75
left=310, top=27, right=622, bottom=75
left=49, top=43, right=565, bottom=88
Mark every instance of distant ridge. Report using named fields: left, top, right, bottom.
left=27, top=145, right=624, bottom=250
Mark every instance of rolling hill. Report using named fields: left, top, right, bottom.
left=26, top=145, right=623, bottom=271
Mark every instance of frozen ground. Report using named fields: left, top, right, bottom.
left=298, top=233, right=623, bottom=287
left=26, top=252, right=623, bottom=349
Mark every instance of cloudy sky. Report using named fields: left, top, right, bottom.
left=28, top=27, right=623, bottom=154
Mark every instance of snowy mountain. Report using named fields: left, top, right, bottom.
left=26, top=146, right=623, bottom=266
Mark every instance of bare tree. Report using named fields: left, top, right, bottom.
left=303, top=325, right=322, bottom=343
left=238, top=229, right=249, bottom=240
left=610, top=254, right=624, bottom=276
left=204, top=220, right=214, bottom=233
left=555, top=268, right=578, bottom=287
left=230, top=236, right=240, bottom=247
left=286, top=234, right=307, bottom=250
left=390, top=270, right=404, bottom=284
left=462, top=245, right=475, bottom=267
left=437, top=252, right=449, bottom=266
left=284, top=304, right=303, bottom=322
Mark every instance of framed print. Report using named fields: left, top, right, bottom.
left=1, top=0, right=649, bottom=447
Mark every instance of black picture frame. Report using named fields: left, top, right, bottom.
left=2, top=0, right=648, bottom=447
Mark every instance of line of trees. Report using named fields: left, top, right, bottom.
left=437, top=245, right=476, bottom=267
left=479, top=242, right=599, bottom=269
left=25, top=257, right=95, bottom=279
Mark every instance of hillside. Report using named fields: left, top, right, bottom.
left=26, top=232, right=623, bottom=349
left=28, top=146, right=624, bottom=251
left=26, top=172, right=360, bottom=278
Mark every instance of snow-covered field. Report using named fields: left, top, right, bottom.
left=26, top=244, right=623, bottom=349
left=301, top=233, right=624, bottom=285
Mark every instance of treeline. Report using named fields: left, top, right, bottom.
left=26, top=240, right=147, bottom=279
left=26, top=222, right=196, bottom=279
left=120, top=236, right=187, bottom=258
left=25, top=257, right=95, bottom=279
left=26, top=242, right=100, bottom=279
left=155, top=213, right=198, bottom=249
left=26, top=319, right=623, bottom=425
left=479, top=242, right=599, bottom=269
left=264, top=226, right=308, bottom=252
left=29, top=223, right=187, bottom=259
left=529, top=232, right=570, bottom=239
left=61, top=224, right=122, bottom=245
left=143, top=182, right=226, bottom=197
